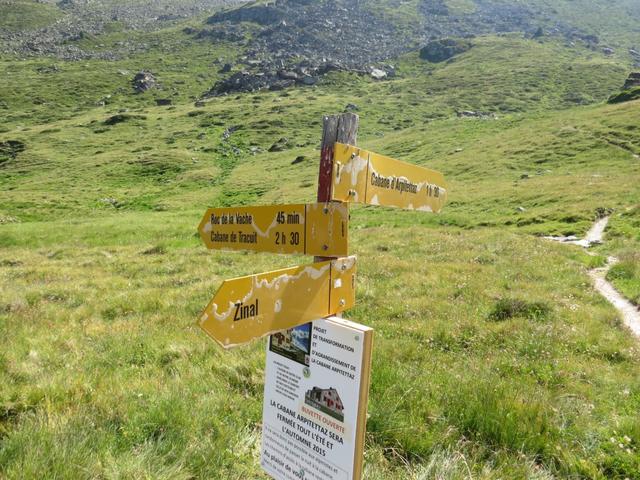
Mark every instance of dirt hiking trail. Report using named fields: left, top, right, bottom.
left=547, top=217, right=640, bottom=338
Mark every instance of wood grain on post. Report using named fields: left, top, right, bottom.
left=315, top=113, right=359, bottom=264
left=316, top=113, right=359, bottom=204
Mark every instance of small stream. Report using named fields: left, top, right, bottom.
left=547, top=217, right=640, bottom=338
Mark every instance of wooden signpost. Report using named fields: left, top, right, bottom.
left=196, top=113, right=447, bottom=479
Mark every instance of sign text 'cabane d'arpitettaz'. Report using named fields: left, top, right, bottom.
left=331, top=142, right=447, bottom=212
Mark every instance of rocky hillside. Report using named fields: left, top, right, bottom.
left=4, top=0, right=639, bottom=64
left=0, top=0, right=244, bottom=59
left=198, top=0, right=412, bottom=95
left=195, top=0, right=640, bottom=95
left=2, top=0, right=639, bottom=97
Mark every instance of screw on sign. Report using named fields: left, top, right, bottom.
left=196, top=114, right=447, bottom=480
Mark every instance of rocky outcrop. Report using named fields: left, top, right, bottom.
left=204, top=58, right=399, bottom=96
left=420, top=38, right=473, bottom=62
left=607, top=88, right=640, bottom=104
left=206, top=64, right=325, bottom=96
left=207, top=0, right=573, bottom=82
left=268, top=137, right=290, bottom=152
left=207, top=4, right=285, bottom=26
left=607, top=73, right=640, bottom=104
left=623, top=72, right=640, bottom=90
left=0, top=140, right=26, bottom=165
left=456, top=110, right=497, bottom=119
left=1, top=0, right=621, bottom=70
left=132, top=71, right=158, bottom=93
left=103, top=114, right=146, bottom=125
left=199, top=1, right=408, bottom=96
left=0, top=0, right=245, bottom=59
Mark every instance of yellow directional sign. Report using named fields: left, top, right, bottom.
left=331, top=142, right=448, bottom=212
left=199, top=256, right=357, bottom=348
left=198, top=203, right=349, bottom=257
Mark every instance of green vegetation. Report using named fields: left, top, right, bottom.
left=608, top=87, right=640, bottom=104
left=488, top=298, right=551, bottom=321
left=605, top=207, right=640, bottom=306
left=0, top=22, right=238, bottom=128
left=2, top=216, right=640, bottom=479
left=0, top=35, right=634, bottom=224
left=419, top=38, right=474, bottom=63
left=528, top=0, right=640, bottom=48
left=0, top=1, right=62, bottom=31
left=1, top=4, right=639, bottom=479
left=607, top=252, right=640, bottom=305
left=368, top=0, right=640, bottom=53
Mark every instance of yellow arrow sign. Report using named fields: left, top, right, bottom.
left=331, top=143, right=448, bottom=212
left=199, top=256, right=356, bottom=349
left=198, top=203, right=349, bottom=257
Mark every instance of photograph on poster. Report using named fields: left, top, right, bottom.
left=269, top=322, right=312, bottom=366
left=305, top=387, right=345, bottom=422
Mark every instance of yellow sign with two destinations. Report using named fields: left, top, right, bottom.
left=331, top=142, right=448, bottom=212
left=199, top=256, right=357, bottom=349
left=198, top=203, right=349, bottom=257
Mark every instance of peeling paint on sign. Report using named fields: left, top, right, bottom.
left=331, top=143, right=448, bottom=212
left=199, top=256, right=357, bottom=348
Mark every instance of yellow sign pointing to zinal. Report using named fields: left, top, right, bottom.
left=332, top=143, right=448, bottom=212
left=199, top=256, right=357, bottom=349
left=198, top=203, right=348, bottom=257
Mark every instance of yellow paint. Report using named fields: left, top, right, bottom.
left=332, top=143, right=448, bottom=212
left=305, top=202, right=349, bottom=257
left=198, top=203, right=348, bottom=257
left=199, top=256, right=357, bottom=349
left=332, top=143, right=370, bottom=204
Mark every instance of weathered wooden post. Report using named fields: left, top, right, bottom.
left=316, top=113, right=359, bottom=206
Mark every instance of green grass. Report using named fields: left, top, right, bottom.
left=0, top=22, right=239, bottom=128
left=1, top=220, right=639, bottom=478
left=1, top=9, right=640, bottom=479
left=0, top=1, right=62, bottom=31
left=527, top=0, right=640, bottom=48
left=0, top=35, right=635, bottom=225
left=607, top=253, right=640, bottom=305
left=604, top=206, right=640, bottom=305
left=366, top=0, right=640, bottom=54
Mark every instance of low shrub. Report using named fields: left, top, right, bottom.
left=607, top=87, right=640, bottom=104
left=489, top=298, right=552, bottom=321
left=419, top=38, right=473, bottom=63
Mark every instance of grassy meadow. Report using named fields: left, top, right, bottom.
left=1, top=9, right=640, bottom=479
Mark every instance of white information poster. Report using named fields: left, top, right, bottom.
left=261, top=316, right=373, bottom=480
